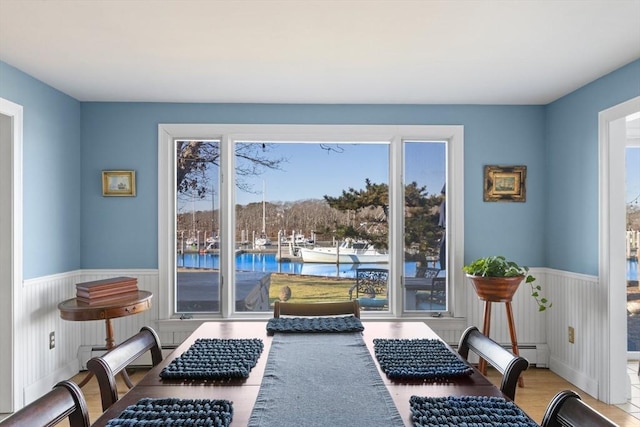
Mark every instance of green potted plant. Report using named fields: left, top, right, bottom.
left=463, top=255, right=551, bottom=311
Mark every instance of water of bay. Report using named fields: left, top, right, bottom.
left=178, top=252, right=639, bottom=281
left=178, top=252, right=416, bottom=279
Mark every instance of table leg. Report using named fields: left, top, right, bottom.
left=77, top=317, right=116, bottom=389
left=104, top=318, right=136, bottom=389
left=505, top=301, right=524, bottom=387
left=78, top=318, right=135, bottom=389
left=77, top=371, right=94, bottom=387
left=479, top=300, right=492, bottom=375
left=105, top=318, right=115, bottom=350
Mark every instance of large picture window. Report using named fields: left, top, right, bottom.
left=158, top=124, right=463, bottom=319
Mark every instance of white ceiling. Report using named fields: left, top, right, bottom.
left=0, top=0, right=639, bottom=105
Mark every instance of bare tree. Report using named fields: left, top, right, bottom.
left=629, top=204, right=640, bottom=230
left=176, top=141, right=286, bottom=200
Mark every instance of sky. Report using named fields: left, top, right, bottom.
left=179, top=142, right=638, bottom=212
left=182, top=141, right=446, bottom=212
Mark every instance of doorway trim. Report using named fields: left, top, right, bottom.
left=0, top=98, right=23, bottom=412
left=599, top=95, right=640, bottom=404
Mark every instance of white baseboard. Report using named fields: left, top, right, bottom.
left=549, top=355, right=598, bottom=398
left=23, top=359, right=79, bottom=405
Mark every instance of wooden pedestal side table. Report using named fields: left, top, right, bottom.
left=58, top=290, right=153, bottom=388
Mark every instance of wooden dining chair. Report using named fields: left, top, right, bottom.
left=0, top=380, right=89, bottom=427
left=87, top=326, right=163, bottom=411
left=541, top=390, right=617, bottom=427
left=457, top=326, right=528, bottom=400
left=273, top=300, right=360, bottom=318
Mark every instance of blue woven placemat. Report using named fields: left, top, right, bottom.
left=105, top=398, right=233, bottom=426
left=410, top=396, right=539, bottom=427
left=266, top=315, right=364, bottom=334
left=159, top=338, right=263, bottom=380
left=374, top=338, right=473, bottom=380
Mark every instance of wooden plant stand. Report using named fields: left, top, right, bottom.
left=468, top=275, right=525, bottom=388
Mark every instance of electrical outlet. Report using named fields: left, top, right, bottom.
left=568, top=326, right=575, bottom=344
left=49, top=331, right=55, bottom=349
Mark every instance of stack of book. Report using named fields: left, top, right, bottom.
left=76, top=276, right=138, bottom=305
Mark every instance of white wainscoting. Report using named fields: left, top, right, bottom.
left=19, top=267, right=603, bottom=404
left=543, top=268, right=602, bottom=398
left=21, top=271, right=82, bottom=404
left=432, top=268, right=602, bottom=387
left=20, top=269, right=159, bottom=404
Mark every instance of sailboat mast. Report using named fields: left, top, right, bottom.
left=191, top=192, right=196, bottom=239
left=262, top=181, right=266, bottom=234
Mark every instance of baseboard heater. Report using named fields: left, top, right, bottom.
left=79, top=344, right=178, bottom=370
left=450, top=343, right=549, bottom=368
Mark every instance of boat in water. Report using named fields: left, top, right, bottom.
left=299, top=239, right=388, bottom=263
left=254, top=235, right=272, bottom=247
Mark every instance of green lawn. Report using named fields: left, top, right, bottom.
left=269, top=273, right=355, bottom=304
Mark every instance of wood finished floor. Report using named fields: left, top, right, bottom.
left=55, top=366, right=639, bottom=426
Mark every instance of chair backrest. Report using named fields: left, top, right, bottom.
left=273, top=300, right=360, bottom=318
left=87, top=326, right=162, bottom=411
left=458, top=326, right=528, bottom=400
left=0, top=380, right=89, bottom=427
left=349, top=268, right=389, bottom=302
left=541, top=390, right=617, bottom=427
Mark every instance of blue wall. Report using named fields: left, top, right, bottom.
left=1, top=59, right=638, bottom=278
left=80, top=103, right=546, bottom=269
left=546, top=60, right=640, bottom=275
left=0, top=62, right=81, bottom=279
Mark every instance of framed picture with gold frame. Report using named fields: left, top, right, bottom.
left=102, top=170, right=136, bottom=197
left=483, top=165, right=526, bottom=202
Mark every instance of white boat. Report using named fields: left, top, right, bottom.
left=204, top=235, right=219, bottom=249
left=254, top=235, right=272, bottom=247
left=299, top=240, right=388, bottom=263
left=201, top=240, right=219, bottom=252
left=283, top=232, right=313, bottom=246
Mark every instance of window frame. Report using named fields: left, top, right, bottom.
left=158, top=124, right=464, bottom=320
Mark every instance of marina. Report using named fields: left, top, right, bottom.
left=179, top=251, right=414, bottom=278
left=178, top=252, right=638, bottom=282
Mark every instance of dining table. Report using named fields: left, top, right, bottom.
left=90, top=320, right=515, bottom=427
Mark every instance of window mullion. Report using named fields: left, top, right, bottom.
left=389, top=136, right=403, bottom=315
left=220, top=134, right=235, bottom=317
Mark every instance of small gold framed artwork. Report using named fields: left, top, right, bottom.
left=102, top=170, right=136, bottom=197
left=483, top=165, right=526, bottom=202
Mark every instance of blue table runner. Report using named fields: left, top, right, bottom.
left=248, top=332, right=404, bottom=427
